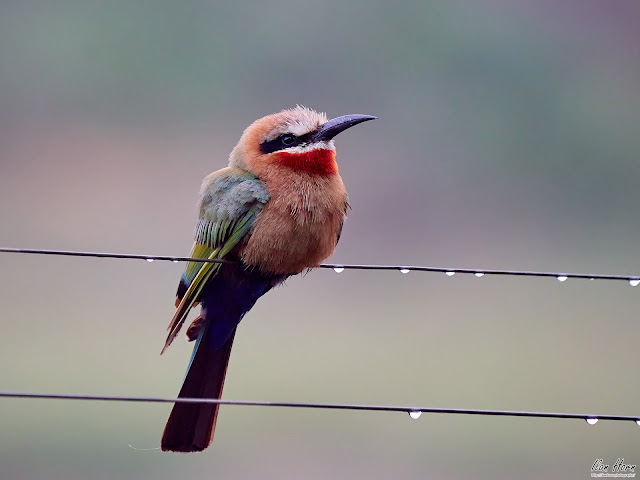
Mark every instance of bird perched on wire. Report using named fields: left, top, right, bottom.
left=160, top=106, right=375, bottom=452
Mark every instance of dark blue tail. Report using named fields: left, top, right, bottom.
left=162, top=263, right=285, bottom=452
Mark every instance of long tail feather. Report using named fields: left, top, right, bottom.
left=161, top=326, right=236, bottom=452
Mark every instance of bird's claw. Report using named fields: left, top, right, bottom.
left=186, top=315, right=204, bottom=342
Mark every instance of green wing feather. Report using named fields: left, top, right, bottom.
left=161, top=168, right=269, bottom=353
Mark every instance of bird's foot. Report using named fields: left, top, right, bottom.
left=186, top=315, right=204, bottom=342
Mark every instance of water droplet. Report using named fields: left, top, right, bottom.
left=557, top=276, right=568, bottom=282
left=172, top=260, right=179, bottom=263
left=333, top=267, right=344, bottom=273
left=408, top=410, right=422, bottom=419
left=629, top=279, right=640, bottom=287
left=475, top=272, right=485, bottom=277
left=636, top=419, right=640, bottom=426
left=445, top=271, right=455, bottom=276
left=400, top=268, right=410, bottom=274
left=586, top=417, right=598, bottom=425
left=146, top=258, right=154, bottom=263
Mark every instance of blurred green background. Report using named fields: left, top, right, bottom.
left=1, top=1, right=639, bottom=479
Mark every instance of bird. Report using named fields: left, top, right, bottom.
left=160, top=106, right=375, bottom=452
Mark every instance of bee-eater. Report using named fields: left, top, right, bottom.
left=161, top=106, right=375, bottom=452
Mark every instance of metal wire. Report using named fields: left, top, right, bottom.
left=1, top=247, right=639, bottom=283
left=0, top=249, right=638, bottom=426
left=0, top=391, right=637, bottom=424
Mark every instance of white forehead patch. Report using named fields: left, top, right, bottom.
left=261, top=105, right=328, bottom=143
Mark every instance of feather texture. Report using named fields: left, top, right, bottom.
left=162, top=169, right=270, bottom=353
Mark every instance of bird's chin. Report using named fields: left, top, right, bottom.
left=275, top=149, right=338, bottom=176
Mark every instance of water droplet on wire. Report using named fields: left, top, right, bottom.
left=586, top=417, right=598, bottom=425
left=557, top=276, right=568, bottom=282
left=475, top=272, right=484, bottom=277
left=408, top=411, right=422, bottom=419
left=146, top=258, right=154, bottom=263
left=172, top=260, right=179, bottom=263
left=445, top=271, right=455, bottom=277
left=400, top=268, right=410, bottom=274
left=636, top=419, right=640, bottom=426
left=629, top=279, right=640, bottom=287
left=333, top=267, right=344, bottom=273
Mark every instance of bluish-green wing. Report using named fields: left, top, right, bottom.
left=162, top=168, right=269, bottom=353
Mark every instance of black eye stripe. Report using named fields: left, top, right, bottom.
left=260, top=131, right=315, bottom=154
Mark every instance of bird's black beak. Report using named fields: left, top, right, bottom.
left=312, top=114, right=377, bottom=142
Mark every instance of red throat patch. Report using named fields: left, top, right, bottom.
left=276, top=149, right=338, bottom=176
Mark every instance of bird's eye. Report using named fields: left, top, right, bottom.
left=281, top=134, right=296, bottom=146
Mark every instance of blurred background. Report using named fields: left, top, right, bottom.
left=1, top=1, right=639, bottom=479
